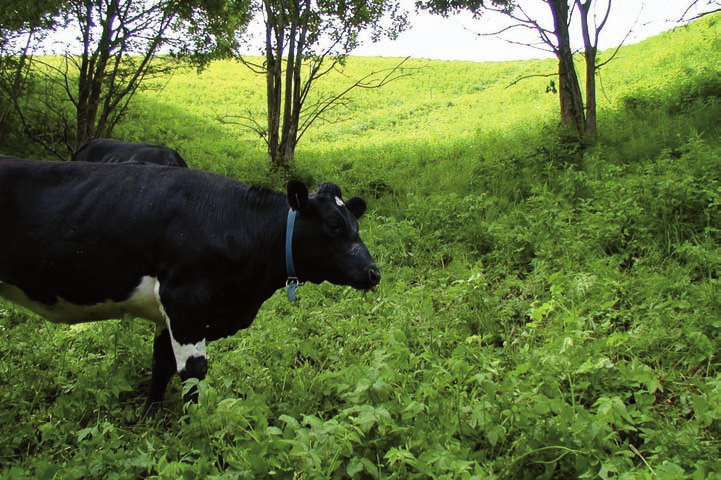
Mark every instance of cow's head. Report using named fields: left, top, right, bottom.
left=287, top=180, right=380, bottom=290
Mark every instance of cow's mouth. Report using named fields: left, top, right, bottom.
left=351, top=265, right=381, bottom=290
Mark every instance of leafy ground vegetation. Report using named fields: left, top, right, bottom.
left=2, top=14, right=721, bottom=480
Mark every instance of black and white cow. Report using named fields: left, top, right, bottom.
left=72, top=138, right=189, bottom=168
left=0, top=156, right=380, bottom=415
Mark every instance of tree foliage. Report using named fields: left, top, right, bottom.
left=418, top=0, right=508, bottom=17
left=0, top=0, right=253, bottom=158
left=0, top=0, right=65, bottom=36
left=0, top=0, right=65, bottom=151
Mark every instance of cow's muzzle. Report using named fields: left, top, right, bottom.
left=367, top=265, right=381, bottom=288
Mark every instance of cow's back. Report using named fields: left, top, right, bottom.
left=72, top=139, right=189, bottom=167
left=0, top=157, right=255, bottom=312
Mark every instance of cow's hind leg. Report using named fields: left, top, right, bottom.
left=142, top=328, right=177, bottom=417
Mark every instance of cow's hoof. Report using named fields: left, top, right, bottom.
left=141, top=401, right=163, bottom=420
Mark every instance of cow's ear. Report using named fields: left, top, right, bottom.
left=287, top=180, right=309, bottom=211
left=345, top=196, right=367, bottom=219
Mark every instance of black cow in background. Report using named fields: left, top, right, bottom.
left=0, top=156, right=380, bottom=416
left=72, top=138, right=189, bottom=167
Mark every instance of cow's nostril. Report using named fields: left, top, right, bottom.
left=368, top=266, right=381, bottom=285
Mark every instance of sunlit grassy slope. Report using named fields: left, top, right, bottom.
left=3, top=13, right=721, bottom=480
left=120, top=15, right=721, bottom=192
left=128, top=56, right=557, bottom=152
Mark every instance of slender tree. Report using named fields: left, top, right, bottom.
left=575, top=0, right=611, bottom=139
left=224, top=0, right=411, bottom=168
left=547, top=0, right=585, bottom=135
left=419, top=0, right=616, bottom=140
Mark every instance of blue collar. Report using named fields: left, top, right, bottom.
left=285, top=208, right=299, bottom=301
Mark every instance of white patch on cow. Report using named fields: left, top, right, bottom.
left=0, top=276, right=165, bottom=326
left=335, top=196, right=345, bottom=207
left=170, top=337, right=207, bottom=374
left=153, top=280, right=206, bottom=374
left=350, top=242, right=365, bottom=256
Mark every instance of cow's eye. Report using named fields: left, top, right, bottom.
left=328, top=221, right=344, bottom=234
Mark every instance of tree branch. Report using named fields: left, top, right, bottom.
left=505, top=70, right=556, bottom=89
left=679, top=1, right=721, bottom=21
left=296, top=56, right=416, bottom=143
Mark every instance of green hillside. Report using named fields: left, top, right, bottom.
left=2, top=13, right=721, bottom=479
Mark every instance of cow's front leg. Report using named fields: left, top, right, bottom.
left=165, top=319, right=208, bottom=407
left=143, top=327, right=177, bottom=417
left=155, top=281, right=209, bottom=408
left=173, top=335, right=208, bottom=405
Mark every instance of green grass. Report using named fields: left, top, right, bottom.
left=2, top=13, right=721, bottom=480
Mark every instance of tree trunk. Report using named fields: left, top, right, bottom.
left=275, top=0, right=310, bottom=168
left=265, top=1, right=282, bottom=166
left=278, top=17, right=297, bottom=168
left=584, top=44, right=597, bottom=139
left=576, top=0, right=604, bottom=140
left=547, top=0, right=585, bottom=136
